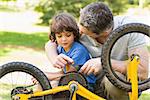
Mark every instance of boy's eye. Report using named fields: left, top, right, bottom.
left=56, top=35, right=62, bottom=38
left=66, top=34, right=71, bottom=37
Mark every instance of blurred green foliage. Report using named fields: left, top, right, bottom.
left=35, top=0, right=96, bottom=25
left=35, top=0, right=131, bottom=25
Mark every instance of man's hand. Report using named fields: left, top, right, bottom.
left=53, top=54, right=74, bottom=69
left=79, top=58, right=102, bottom=75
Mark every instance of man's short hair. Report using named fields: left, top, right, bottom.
left=80, top=2, right=113, bottom=34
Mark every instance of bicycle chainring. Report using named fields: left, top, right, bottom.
left=58, top=72, right=87, bottom=87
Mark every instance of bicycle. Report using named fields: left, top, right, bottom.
left=0, top=23, right=150, bottom=100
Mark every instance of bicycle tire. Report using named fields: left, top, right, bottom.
left=0, top=62, right=52, bottom=100
left=101, top=23, right=150, bottom=92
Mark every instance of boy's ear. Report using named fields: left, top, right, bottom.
left=48, top=32, right=51, bottom=39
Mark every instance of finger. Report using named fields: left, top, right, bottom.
left=79, top=62, right=89, bottom=74
left=33, top=80, right=37, bottom=84
left=61, top=54, right=74, bottom=64
left=55, top=61, right=65, bottom=68
left=54, top=63, right=63, bottom=69
left=83, top=65, right=91, bottom=75
left=58, top=57, right=68, bottom=65
left=93, top=69, right=99, bottom=75
left=93, top=66, right=101, bottom=75
left=54, top=64, right=61, bottom=69
left=79, top=62, right=88, bottom=73
left=31, top=78, right=37, bottom=84
left=87, top=68, right=94, bottom=75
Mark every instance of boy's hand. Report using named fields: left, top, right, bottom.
left=31, top=77, right=38, bottom=84
left=53, top=54, right=74, bottom=69
left=79, top=58, right=102, bottom=75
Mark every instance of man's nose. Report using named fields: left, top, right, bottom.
left=79, top=30, right=83, bottom=34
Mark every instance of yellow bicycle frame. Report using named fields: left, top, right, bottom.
left=13, top=54, right=140, bottom=100
left=14, top=81, right=105, bottom=100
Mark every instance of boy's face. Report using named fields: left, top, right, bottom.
left=56, top=31, right=75, bottom=52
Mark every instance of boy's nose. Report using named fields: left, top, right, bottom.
left=62, top=36, right=67, bottom=41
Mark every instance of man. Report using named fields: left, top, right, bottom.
left=45, top=2, right=149, bottom=100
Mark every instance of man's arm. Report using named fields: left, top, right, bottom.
left=111, top=60, right=128, bottom=74
left=129, top=46, right=149, bottom=80
left=45, top=41, right=58, bottom=64
left=112, top=46, right=149, bottom=80
left=80, top=46, right=149, bottom=80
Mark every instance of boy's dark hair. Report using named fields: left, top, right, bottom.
left=79, top=2, right=113, bottom=35
left=50, top=12, right=80, bottom=42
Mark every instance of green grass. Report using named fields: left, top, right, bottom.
left=0, top=31, right=48, bottom=48
left=0, top=83, right=13, bottom=100
left=0, top=47, right=13, bottom=56
left=0, top=31, right=48, bottom=56
left=139, top=93, right=150, bottom=100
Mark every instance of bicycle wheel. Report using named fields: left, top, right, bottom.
left=101, top=23, right=150, bottom=92
left=0, top=62, right=52, bottom=100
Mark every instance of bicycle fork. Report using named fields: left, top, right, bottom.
left=127, top=54, right=140, bottom=100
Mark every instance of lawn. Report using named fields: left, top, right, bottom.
left=0, top=83, right=13, bottom=100
left=139, top=93, right=150, bottom=100
left=0, top=31, right=48, bottom=56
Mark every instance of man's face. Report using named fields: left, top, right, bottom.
left=79, top=24, right=111, bottom=44
left=79, top=25, right=100, bottom=38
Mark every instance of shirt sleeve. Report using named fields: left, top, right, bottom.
left=114, top=16, right=146, bottom=50
left=128, top=33, right=146, bottom=50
